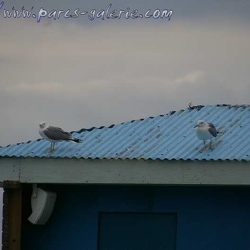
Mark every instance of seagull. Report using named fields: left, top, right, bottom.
left=194, top=120, right=217, bottom=150
left=39, top=122, right=81, bottom=152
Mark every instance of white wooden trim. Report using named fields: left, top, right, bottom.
left=1, top=158, right=250, bottom=185
left=0, top=159, right=20, bottom=184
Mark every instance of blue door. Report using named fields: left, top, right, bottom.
left=98, top=212, right=177, bottom=250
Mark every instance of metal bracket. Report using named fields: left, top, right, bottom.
left=31, top=183, right=38, bottom=198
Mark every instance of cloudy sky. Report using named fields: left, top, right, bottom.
left=0, top=0, right=250, bottom=147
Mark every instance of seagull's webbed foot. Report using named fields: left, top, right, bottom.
left=199, top=141, right=206, bottom=153
left=49, top=147, right=54, bottom=153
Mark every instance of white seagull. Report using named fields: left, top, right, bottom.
left=39, top=122, right=81, bottom=152
left=194, top=120, right=217, bottom=150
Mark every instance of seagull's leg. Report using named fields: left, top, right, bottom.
left=49, top=142, right=55, bottom=152
left=200, top=140, right=207, bottom=152
left=209, top=140, right=212, bottom=150
left=49, top=143, right=52, bottom=152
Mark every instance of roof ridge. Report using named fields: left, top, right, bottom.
left=74, top=104, right=250, bottom=134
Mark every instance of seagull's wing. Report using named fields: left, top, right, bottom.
left=208, top=123, right=217, bottom=137
left=43, top=126, right=73, bottom=141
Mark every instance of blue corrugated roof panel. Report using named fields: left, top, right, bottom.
left=0, top=104, right=250, bottom=161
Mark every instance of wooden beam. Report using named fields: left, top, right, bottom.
left=1, top=158, right=250, bottom=185
left=19, top=158, right=250, bottom=185
left=2, top=182, right=22, bottom=250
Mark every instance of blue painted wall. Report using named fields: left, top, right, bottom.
left=22, top=185, right=250, bottom=250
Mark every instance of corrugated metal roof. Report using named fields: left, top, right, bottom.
left=0, top=104, right=250, bottom=161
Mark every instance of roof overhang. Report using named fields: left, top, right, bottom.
left=1, top=158, right=250, bottom=186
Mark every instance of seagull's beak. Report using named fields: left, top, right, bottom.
left=194, top=124, right=198, bottom=128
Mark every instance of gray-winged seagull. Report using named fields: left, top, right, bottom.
left=39, top=122, right=81, bottom=152
left=194, top=120, right=217, bottom=150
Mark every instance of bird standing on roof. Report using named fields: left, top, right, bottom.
left=194, top=120, right=217, bottom=150
left=39, top=122, right=81, bottom=152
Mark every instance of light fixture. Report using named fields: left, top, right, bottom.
left=28, top=184, right=57, bottom=225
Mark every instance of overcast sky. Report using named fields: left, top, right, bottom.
left=0, top=0, right=250, bottom=147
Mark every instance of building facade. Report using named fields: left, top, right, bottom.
left=1, top=104, right=250, bottom=250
